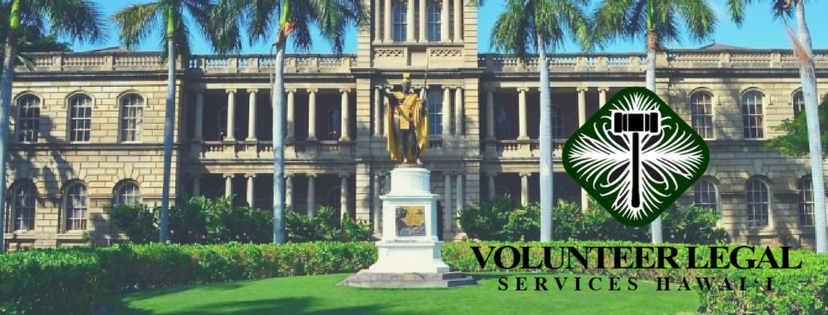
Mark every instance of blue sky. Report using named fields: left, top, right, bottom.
left=75, top=0, right=828, bottom=54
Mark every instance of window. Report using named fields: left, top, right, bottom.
left=328, top=108, right=341, bottom=140
left=494, top=106, right=512, bottom=139
left=393, top=5, right=407, bottom=42
left=746, top=180, right=770, bottom=229
left=10, top=183, right=36, bottom=232
left=16, top=95, right=40, bottom=143
left=115, top=182, right=141, bottom=205
left=427, top=91, right=443, bottom=136
left=693, top=180, right=718, bottom=212
left=427, top=4, right=441, bottom=41
left=64, top=183, right=88, bottom=231
left=553, top=107, right=563, bottom=139
left=741, top=91, right=764, bottom=139
left=69, top=94, right=93, bottom=142
left=121, top=94, right=144, bottom=142
left=690, top=92, right=714, bottom=139
left=793, top=90, right=805, bottom=117
left=799, top=178, right=814, bottom=226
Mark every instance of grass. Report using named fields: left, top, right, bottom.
left=103, top=273, right=698, bottom=315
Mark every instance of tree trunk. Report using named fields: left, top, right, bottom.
left=272, top=44, right=287, bottom=244
left=538, top=33, right=553, bottom=242
left=159, top=36, right=176, bottom=244
left=646, top=29, right=662, bottom=244
left=0, top=0, right=20, bottom=252
left=794, top=0, right=826, bottom=253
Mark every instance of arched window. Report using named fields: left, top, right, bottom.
left=9, top=182, right=36, bottom=232
left=427, top=90, right=443, bottom=136
left=793, top=90, right=805, bottom=117
left=115, top=182, right=141, bottom=205
left=393, top=5, right=407, bottom=42
left=690, top=92, right=714, bottom=139
left=427, top=4, right=442, bottom=41
left=69, top=94, right=93, bottom=142
left=64, top=182, right=88, bottom=231
left=328, top=108, right=341, bottom=140
left=552, top=107, right=563, bottom=139
left=799, top=177, right=814, bottom=226
left=746, top=180, right=770, bottom=229
left=693, top=180, right=718, bottom=212
left=121, top=94, right=144, bottom=142
left=16, top=95, right=40, bottom=143
left=741, top=91, right=764, bottom=139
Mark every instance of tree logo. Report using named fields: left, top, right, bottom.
left=562, top=87, right=710, bottom=226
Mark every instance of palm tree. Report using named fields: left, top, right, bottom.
left=212, top=0, right=366, bottom=244
left=113, top=0, right=231, bottom=244
left=0, top=0, right=105, bottom=252
left=593, top=0, right=715, bottom=244
left=727, top=0, right=826, bottom=253
left=472, top=0, right=590, bottom=242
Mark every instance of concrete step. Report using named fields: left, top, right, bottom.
left=337, top=272, right=481, bottom=289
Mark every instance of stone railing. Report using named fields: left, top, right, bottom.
left=494, top=139, right=566, bottom=159
left=478, top=50, right=828, bottom=72
left=17, top=52, right=357, bottom=74
left=194, top=140, right=354, bottom=160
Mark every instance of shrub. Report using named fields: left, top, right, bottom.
left=458, top=196, right=729, bottom=244
left=111, top=203, right=158, bottom=244
left=285, top=205, right=373, bottom=242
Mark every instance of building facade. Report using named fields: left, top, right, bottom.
left=4, top=0, right=828, bottom=250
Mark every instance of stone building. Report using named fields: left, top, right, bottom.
left=3, top=1, right=827, bottom=250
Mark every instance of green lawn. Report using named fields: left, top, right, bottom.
left=103, top=273, right=698, bottom=315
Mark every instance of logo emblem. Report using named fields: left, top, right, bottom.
left=562, top=87, right=710, bottom=226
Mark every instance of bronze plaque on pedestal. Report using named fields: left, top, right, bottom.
left=395, top=206, right=426, bottom=237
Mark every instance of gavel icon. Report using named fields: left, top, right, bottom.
left=612, top=111, right=660, bottom=209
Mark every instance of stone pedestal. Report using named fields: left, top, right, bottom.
left=338, top=166, right=478, bottom=288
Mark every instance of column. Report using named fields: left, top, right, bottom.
left=407, top=0, right=415, bottom=42
left=340, top=174, right=349, bottom=221
left=374, top=87, right=382, bottom=136
left=226, top=89, right=236, bottom=141
left=486, top=87, right=495, bottom=140
left=517, top=88, right=529, bottom=140
left=442, top=86, right=451, bottom=137
left=307, top=89, right=317, bottom=140
left=374, top=0, right=382, bottom=43
left=247, top=89, right=258, bottom=141
left=245, top=174, right=255, bottom=206
left=286, top=89, right=295, bottom=140
left=577, top=88, right=589, bottom=210
left=455, top=173, right=464, bottom=228
left=192, top=175, right=201, bottom=196
left=419, top=0, right=427, bottom=42
left=444, top=173, right=453, bottom=232
left=453, top=0, right=462, bottom=42
left=373, top=174, right=381, bottom=234
left=307, top=174, right=316, bottom=217
left=454, top=87, right=463, bottom=136
left=488, top=173, right=496, bottom=201
left=599, top=87, right=608, bottom=107
left=340, top=89, right=350, bottom=141
left=285, top=175, right=293, bottom=209
left=384, top=0, right=392, bottom=42
left=520, top=173, right=529, bottom=205
left=224, top=174, right=233, bottom=198
left=441, top=0, right=450, bottom=42
left=194, top=89, right=204, bottom=141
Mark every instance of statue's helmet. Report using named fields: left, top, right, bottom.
left=401, top=73, right=412, bottom=92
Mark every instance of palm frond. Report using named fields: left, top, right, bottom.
left=28, top=0, right=107, bottom=44
left=490, top=0, right=532, bottom=57
left=112, top=2, right=164, bottom=49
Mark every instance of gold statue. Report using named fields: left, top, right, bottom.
left=384, top=73, right=429, bottom=164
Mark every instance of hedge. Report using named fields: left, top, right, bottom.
left=1, top=241, right=826, bottom=314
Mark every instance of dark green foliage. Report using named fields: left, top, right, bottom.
left=767, top=93, right=828, bottom=158
left=458, top=196, right=729, bottom=244
left=1, top=242, right=826, bottom=314
left=285, top=205, right=374, bottom=243
left=111, top=203, right=158, bottom=245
